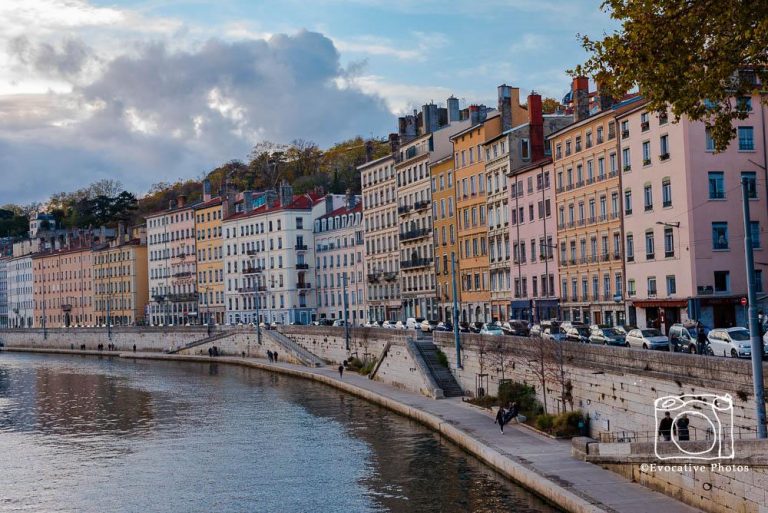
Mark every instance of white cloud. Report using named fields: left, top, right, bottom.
left=340, top=74, right=458, bottom=114
left=333, top=30, right=449, bottom=62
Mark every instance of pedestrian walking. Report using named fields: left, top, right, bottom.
left=273, top=351, right=278, bottom=362
left=658, top=411, right=673, bottom=441
left=338, top=364, right=344, bottom=378
left=503, top=402, right=519, bottom=425
left=267, top=350, right=273, bottom=362
left=674, top=413, right=690, bottom=441
left=696, top=322, right=708, bottom=355
left=495, top=405, right=507, bottom=434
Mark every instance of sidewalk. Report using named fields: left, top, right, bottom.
left=3, top=348, right=702, bottom=513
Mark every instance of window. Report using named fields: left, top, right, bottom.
left=751, top=221, right=761, bottom=249
left=521, top=139, right=530, bottom=159
left=586, top=131, right=592, bottom=148
left=712, top=222, right=729, bottom=250
left=705, top=127, right=715, bottom=151
left=575, top=136, right=582, bottom=152
left=640, top=112, right=649, bottom=130
left=659, top=135, right=669, bottom=159
left=608, top=121, right=616, bottom=139
left=647, top=276, right=657, bottom=296
left=628, top=279, right=636, bottom=296
left=666, top=275, right=676, bottom=295
left=644, top=184, right=653, bottom=211
left=737, top=96, right=753, bottom=112
left=597, top=126, right=604, bottom=144
left=708, top=172, right=725, bottom=199
left=662, top=179, right=672, bottom=207
left=626, top=234, right=634, bottom=261
left=621, top=120, right=630, bottom=138
left=622, top=148, right=631, bottom=171
left=624, top=189, right=632, bottom=215
left=714, top=271, right=730, bottom=292
left=664, top=227, right=674, bottom=257
left=645, top=231, right=655, bottom=259
left=642, top=141, right=651, bottom=165
left=742, top=171, right=757, bottom=198
left=738, top=127, right=754, bottom=151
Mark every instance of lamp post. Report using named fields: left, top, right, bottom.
left=343, top=272, right=350, bottom=351
left=451, top=253, right=461, bottom=369
left=741, top=177, right=767, bottom=438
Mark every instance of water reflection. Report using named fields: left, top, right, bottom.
left=0, top=353, right=559, bottom=513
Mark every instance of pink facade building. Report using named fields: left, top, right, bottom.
left=618, top=94, right=768, bottom=331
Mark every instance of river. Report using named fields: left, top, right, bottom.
left=0, top=352, right=558, bottom=513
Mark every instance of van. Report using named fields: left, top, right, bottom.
left=405, top=317, right=419, bottom=330
left=668, top=323, right=698, bottom=353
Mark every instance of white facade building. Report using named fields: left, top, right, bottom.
left=7, top=255, right=34, bottom=328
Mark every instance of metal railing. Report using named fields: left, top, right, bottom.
left=599, top=426, right=758, bottom=443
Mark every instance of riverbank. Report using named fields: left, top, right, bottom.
left=0, top=347, right=698, bottom=513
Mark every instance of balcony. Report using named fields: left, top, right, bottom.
left=660, top=153, right=670, bottom=161
left=576, top=180, right=585, bottom=188
left=295, top=244, right=308, bottom=251
left=167, top=293, right=198, bottom=302
left=608, top=170, right=619, bottom=178
left=643, top=158, right=651, bottom=166
left=646, top=253, right=655, bottom=260
left=383, top=271, right=398, bottom=281
left=246, top=249, right=258, bottom=256
left=237, top=286, right=258, bottom=294
left=556, top=186, right=564, bottom=194
left=296, top=263, right=309, bottom=270
left=258, top=285, right=267, bottom=292
left=399, top=228, right=430, bottom=241
left=601, top=253, right=611, bottom=262
left=175, top=252, right=188, bottom=259
left=297, top=282, right=312, bottom=290
left=243, top=266, right=263, bottom=275
left=641, top=121, right=650, bottom=131
left=413, top=200, right=431, bottom=211
left=401, top=257, right=433, bottom=270
left=367, top=273, right=380, bottom=283
left=586, top=177, right=595, bottom=185
left=613, top=251, right=622, bottom=260
left=622, top=129, right=630, bottom=139
left=173, top=271, right=192, bottom=278
left=665, top=251, right=675, bottom=258
left=397, top=205, right=412, bottom=215
left=61, top=304, right=72, bottom=312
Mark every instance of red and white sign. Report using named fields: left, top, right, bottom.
left=741, top=297, right=748, bottom=306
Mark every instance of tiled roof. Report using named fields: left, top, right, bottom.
left=224, top=192, right=322, bottom=221
left=318, top=201, right=362, bottom=221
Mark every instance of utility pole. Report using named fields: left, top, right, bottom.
left=541, top=166, right=548, bottom=325
left=343, top=272, right=350, bottom=351
left=42, top=286, right=47, bottom=340
left=741, top=177, right=767, bottom=438
left=451, top=253, right=461, bottom=369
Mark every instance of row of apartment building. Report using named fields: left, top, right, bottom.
left=1, top=79, right=765, bottom=333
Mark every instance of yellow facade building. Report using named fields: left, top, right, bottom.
left=194, top=196, right=225, bottom=325
left=92, top=228, right=149, bottom=326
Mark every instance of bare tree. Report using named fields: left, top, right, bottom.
left=519, top=339, right=574, bottom=415
left=488, top=338, right=515, bottom=382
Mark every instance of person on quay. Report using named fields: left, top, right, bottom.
left=696, top=322, right=708, bottom=355
left=495, top=405, right=507, bottom=434
left=658, top=411, right=673, bottom=442
left=674, top=413, right=690, bottom=441
left=338, top=364, right=344, bottom=379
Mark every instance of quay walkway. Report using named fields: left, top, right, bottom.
left=2, top=347, right=701, bottom=513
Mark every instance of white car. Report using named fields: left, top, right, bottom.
left=381, top=320, right=394, bottom=329
left=708, top=327, right=760, bottom=358
left=395, top=320, right=406, bottom=330
left=626, top=328, right=670, bottom=350
left=405, top=317, right=419, bottom=330
left=420, top=319, right=438, bottom=332
left=542, top=326, right=567, bottom=342
left=479, top=323, right=504, bottom=336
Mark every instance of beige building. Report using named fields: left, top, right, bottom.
left=93, top=228, right=149, bottom=326
left=360, top=152, right=401, bottom=322
left=33, top=246, right=93, bottom=328
left=194, top=183, right=225, bottom=325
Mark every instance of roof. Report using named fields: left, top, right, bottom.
left=145, top=199, right=201, bottom=218
left=223, top=192, right=322, bottom=222
left=193, top=197, right=223, bottom=210
left=357, top=153, right=395, bottom=171
left=318, top=201, right=362, bottom=221
left=449, top=110, right=500, bottom=141
left=545, top=94, right=644, bottom=140
left=509, top=157, right=553, bottom=177
left=32, top=245, right=92, bottom=259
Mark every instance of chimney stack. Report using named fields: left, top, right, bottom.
left=422, top=102, right=440, bottom=134
left=279, top=181, right=293, bottom=207
left=345, top=189, right=356, bottom=209
left=364, top=140, right=374, bottom=162
left=243, top=191, right=254, bottom=212
left=203, top=178, right=212, bottom=202
left=398, top=114, right=417, bottom=140
left=168, top=199, right=175, bottom=210
left=176, top=195, right=186, bottom=208
left=447, top=95, right=460, bottom=124
left=469, top=105, right=485, bottom=125
left=498, top=84, right=512, bottom=130
left=572, top=76, right=590, bottom=122
left=528, top=92, right=545, bottom=162
left=388, top=133, right=400, bottom=155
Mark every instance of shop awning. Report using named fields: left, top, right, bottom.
left=631, top=299, right=688, bottom=308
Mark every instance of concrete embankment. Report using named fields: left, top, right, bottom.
left=1, top=346, right=697, bottom=513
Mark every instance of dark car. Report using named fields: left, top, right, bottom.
left=435, top=322, right=453, bottom=332
left=501, top=320, right=530, bottom=337
left=565, top=325, right=591, bottom=343
left=589, top=326, right=627, bottom=346
left=469, top=322, right=483, bottom=333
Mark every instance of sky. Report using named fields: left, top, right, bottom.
left=0, top=0, right=616, bottom=205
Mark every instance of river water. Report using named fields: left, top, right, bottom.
left=0, top=352, right=558, bottom=513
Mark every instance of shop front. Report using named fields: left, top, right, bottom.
left=630, top=299, right=688, bottom=334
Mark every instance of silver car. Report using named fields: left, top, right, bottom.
left=626, top=328, right=669, bottom=350
left=708, top=327, right=763, bottom=358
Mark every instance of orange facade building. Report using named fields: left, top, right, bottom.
left=33, top=247, right=94, bottom=327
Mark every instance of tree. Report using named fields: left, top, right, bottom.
left=573, top=0, right=768, bottom=152
left=541, top=97, right=562, bottom=114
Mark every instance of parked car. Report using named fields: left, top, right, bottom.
left=626, top=328, right=669, bottom=350
left=435, top=321, right=453, bottom=332
left=405, top=317, right=420, bottom=330
left=420, top=319, right=439, bottom=333
left=332, top=319, right=348, bottom=327
left=381, top=320, right=395, bottom=329
left=479, top=323, right=504, bottom=336
left=530, top=323, right=543, bottom=338
left=589, top=326, right=627, bottom=346
left=668, top=323, right=700, bottom=353
left=708, top=327, right=756, bottom=358
left=501, top=320, right=530, bottom=337
left=565, top=325, right=591, bottom=343
left=542, top=326, right=567, bottom=342
left=394, top=320, right=406, bottom=330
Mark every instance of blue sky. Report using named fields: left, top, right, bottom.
left=0, top=0, right=616, bottom=205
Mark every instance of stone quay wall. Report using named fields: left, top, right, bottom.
left=0, top=327, right=209, bottom=353
left=578, top=438, right=768, bottom=513
left=432, top=332, right=768, bottom=439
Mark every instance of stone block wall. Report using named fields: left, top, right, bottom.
left=0, top=327, right=209, bottom=353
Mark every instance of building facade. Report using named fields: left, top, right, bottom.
left=452, top=110, right=501, bottom=323
left=396, top=133, right=437, bottom=320
left=33, top=247, right=93, bottom=328
left=194, top=192, right=225, bottom=325
left=223, top=187, right=318, bottom=325
left=0, top=258, right=8, bottom=328
left=313, top=195, right=366, bottom=324
left=360, top=153, right=401, bottom=322
left=93, top=233, right=148, bottom=326
left=618, top=95, right=768, bottom=331
left=552, top=79, right=637, bottom=326
left=146, top=196, right=198, bottom=325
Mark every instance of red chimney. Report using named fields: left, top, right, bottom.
left=528, top=92, right=544, bottom=162
left=572, top=76, right=590, bottom=122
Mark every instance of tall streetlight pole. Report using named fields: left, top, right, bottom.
left=741, top=177, right=767, bottom=438
left=451, top=253, right=461, bottom=369
left=343, top=272, right=350, bottom=351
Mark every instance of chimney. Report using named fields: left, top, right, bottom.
left=388, top=133, right=400, bottom=155
left=203, top=178, right=212, bottom=202
left=365, top=140, right=374, bottom=162
left=345, top=189, right=356, bottom=209
left=398, top=114, right=417, bottom=140
left=422, top=102, right=440, bottom=134
left=117, top=222, right=126, bottom=243
left=528, top=92, right=545, bottom=162
left=325, top=194, right=334, bottom=214
left=243, top=191, right=254, bottom=212
left=168, top=199, right=175, bottom=210
left=177, top=195, right=186, bottom=208
left=572, top=76, right=590, bottom=122
left=469, top=105, right=485, bottom=125
left=279, top=181, right=293, bottom=207
left=447, top=95, right=460, bottom=123
left=595, top=76, right=614, bottom=111
left=498, top=84, right=512, bottom=130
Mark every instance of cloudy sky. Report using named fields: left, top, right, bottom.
left=0, top=0, right=614, bottom=205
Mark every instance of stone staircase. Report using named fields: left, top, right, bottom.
left=166, top=330, right=233, bottom=354
left=412, top=340, right=464, bottom=397
left=268, top=330, right=324, bottom=367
